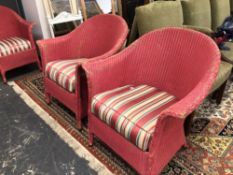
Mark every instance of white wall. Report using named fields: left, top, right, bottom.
left=96, top=0, right=111, bottom=14
left=21, top=0, right=51, bottom=39
left=21, top=0, right=116, bottom=39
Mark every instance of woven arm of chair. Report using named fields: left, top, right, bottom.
left=13, top=13, right=35, bottom=46
left=18, top=20, right=34, bottom=47
left=83, top=52, right=134, bottom=98
left=183, top=25, right=214, bottom=37
left=37, top=35, right=74, bottom=70
left=161, top=54, right=220, bottom=120
left=147, top=56, right=220, bottom=174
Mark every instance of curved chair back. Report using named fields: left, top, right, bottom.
left=0, top=6, right=22, bottom=39
left=125, top=27, right=220, bottom=98
left=68, top=14, right=128, bottom=59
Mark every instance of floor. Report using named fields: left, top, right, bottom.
left=0, top=67, right=97, bottom=175
left=1, top=64, right=233, bottom=174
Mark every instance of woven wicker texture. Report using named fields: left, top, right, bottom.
left=37, top=14, right=129, bottom=129
left=0, top=6, right=40, bottom=83
left=37, top=14, right=128, bottom=71
left=0, top=37, right=32, bottom=57
left=83, top=27, right=221, bottom=175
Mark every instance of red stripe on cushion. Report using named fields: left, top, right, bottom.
left=45, top=59, right=87, bottom=92
left=92, top=85, right=178, bottom=151
left=0, top=37, right=31, bottom=57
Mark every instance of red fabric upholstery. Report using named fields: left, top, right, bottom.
left=0, top=37, right=31, bottom=57
left=83, top=28, right=221, bottom=174
left=46, top=59, right=87, bottom=92
left=92, top=84, right=178, bottom=151
left=0, top=6, right=40, bottom=83
left=37, top=14, right=128, bottom=128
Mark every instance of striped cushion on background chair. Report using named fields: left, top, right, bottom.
left=46, top=59, right=87, bottom=92
left=91, top=85, right=178, bottom=151
left=0, top=37, right=31, bottom=57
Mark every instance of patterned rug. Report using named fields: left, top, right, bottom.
left=13, top=72, right=233, bottom=175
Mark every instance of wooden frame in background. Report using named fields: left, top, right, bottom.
left=43, top=0, right=122, bottom=21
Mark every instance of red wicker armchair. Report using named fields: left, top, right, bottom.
left=0, top=6, right=40, bottom=83
left=83, top=28, right=220, bottom=175
left=37, top=14, right=128, bottom=129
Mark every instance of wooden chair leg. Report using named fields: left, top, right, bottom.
left=231, top=68, right=233, bottom=81
left=184, top=111, right=195, bottom=136
left=117, top=0, right=123, bottom=16
left=214, top=81, right=227, bottom=105
left=1, top=71, right=7, bottom=84
left=80, top=0, right=87, bottom=21
left=111, top=0, right=116, bottom=15
left=212, top=89, right=218, bottom=100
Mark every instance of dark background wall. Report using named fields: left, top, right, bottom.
left=122, top=0, right=145, bottom=28
left=0, top=0, right=25, bottom=18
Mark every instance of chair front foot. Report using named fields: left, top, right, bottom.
left=75, top=109, right=82, bottom=129
left=213, top=81, right=227, bottom=105
left=1, top=71, right=7, bottom=84
left=45, top=92, right=52, bottom=104
left=88, top=131, right=94, bottom=146
left=37, top=61, right=42, bottom=71
left=76, top=118, right=82, bottom=130
left=184, top=111, right=195, bottom=136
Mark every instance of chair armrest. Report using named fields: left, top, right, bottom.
left=147, top=59, right=220, bottom=172
left=37, top=35, right=74, bottom=70
left=83, top=51, right=133, bottom=99
left=161, top=55, right=219, bottom=120
left=183, top=25, right=214, bottom=37
left=14, top=15, right=35, bottom=47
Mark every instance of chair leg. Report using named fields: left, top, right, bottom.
left=1, top=71, right=7, bottom=84
left=214, top=81, right=227, bottom=105
left=75, top=100, right=82, bottom=129
left=45, top=92, right=52, bottom=104
left=88, top=131, right=94, bottom=146
left=231, top=68, right=233, bottom=81
left=184, top=111, right=195, bottom=136
left=37, top=60, right=42, bottom=71
left=76, top=115, right=82, bottom=130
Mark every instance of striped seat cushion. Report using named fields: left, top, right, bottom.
left=91, top=85, right=178, bottom=151
left=45, top=59, right=87, bottom=92
left=0, top=37, right=31, bottom=57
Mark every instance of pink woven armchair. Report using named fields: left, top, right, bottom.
left=83, top=28, right=220, bottom=175
left=37, top=14, right=128, bottom=129
left=0, top=6, right=41, bottom=83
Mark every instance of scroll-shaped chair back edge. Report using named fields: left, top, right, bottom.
left=68, top=14, right=128, bottom=59
left=0, top=6, right=23, bottom=39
